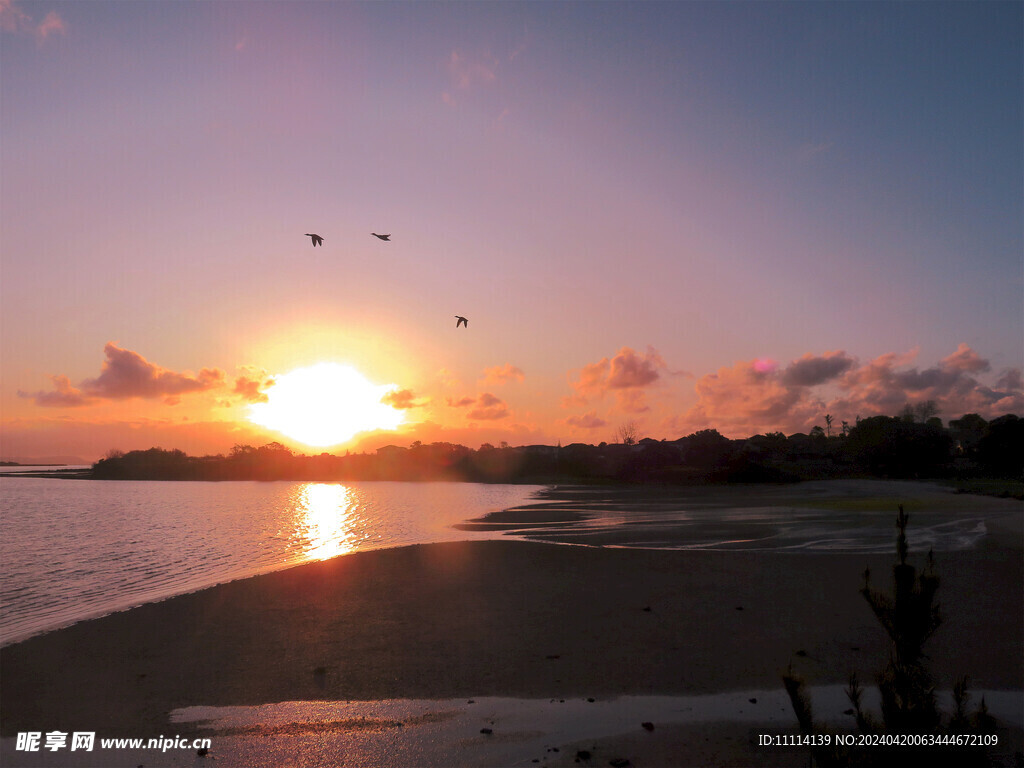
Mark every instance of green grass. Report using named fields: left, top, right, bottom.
left=941, top=478, right=1024, bottom=500
left=788, top=496, right=933, bottom=512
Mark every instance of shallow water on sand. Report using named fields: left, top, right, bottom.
left=4, top=687, right=1020, bottom=767
left=468, top=480, right=1018, bottom=553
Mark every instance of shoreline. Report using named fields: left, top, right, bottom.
left=2, top=480, right=1021, bottom=764
left=3, top=536, right=1021, bottom=734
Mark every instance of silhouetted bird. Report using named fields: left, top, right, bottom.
left=371, top=233, right=391, bottom=241
left=305, top=234, right=324, bottom=247
left=455, top=315, right=468, bottom=328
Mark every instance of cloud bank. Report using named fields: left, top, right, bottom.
left=20, top=343, right=225, bottom=407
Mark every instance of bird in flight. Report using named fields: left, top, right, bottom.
left=305, top=233, right=324, bottom=247
left=455, top=315, right=468, bottom=328
left=371, top=233, right=391, bottom=241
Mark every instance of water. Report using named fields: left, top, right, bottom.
left=2, top=476, right=1019, bottom=646
left=0, top=478, right=544, bottom=645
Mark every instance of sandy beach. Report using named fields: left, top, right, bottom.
left=1, top=483, right=1022, bottom=766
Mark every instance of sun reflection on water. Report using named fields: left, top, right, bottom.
left=294, top=483, right=358, bottom=561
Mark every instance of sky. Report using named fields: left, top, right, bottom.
left=2, top=0, right=1022, bottom=461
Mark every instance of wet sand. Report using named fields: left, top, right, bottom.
left=1, top=481, right=1021, bottom=766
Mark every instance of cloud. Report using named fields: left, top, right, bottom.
left=35, top=9, right=64, bottom=39
left=563, top=411, right=608, bottom=430
left=469, top=392, right=509, bottom=421
left=78, top=344, right=224, bottom=400
left=20, top=343, right=225, bottom=407
left=679, top=345, right=1022, bottom=437
left=831, top=346, right=1020, bottom=419
left=996, top=369, right=1023, bottom=391
left=940, top=342, right=990, bottom=374
left=481, top=364, right=524, bottom=385
left=233, top=368, right=275, bottom=403
left=572, top=347, right=665, bottom=397
left=1, top=1, right=66, bottom=41
left=615, top=389, right=650, bottom=414
left=18, top=375, right=93, bottom=408
left=445, top=392, right=509, bottom=419
left=796, top=141, right=834, bottom=162
left=685, top=359, right=816, bottom=435
left=477, top=393, right=503, bottom=408
left=436, top=368, right=459, bottom=388
left=781, top=351, right=856, bottom=387
left=447, top=49, right=498, bottom=91
left=381, top=388, right=425, bottom=410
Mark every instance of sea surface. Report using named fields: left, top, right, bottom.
left=0, top=473, right=544, bottom=645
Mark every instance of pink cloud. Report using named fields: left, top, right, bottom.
left=78, top=344, right=224, bottom=400
left=563, top=411, right=608, bottom=430
left=0, top=1, right=65, bottom=41
left=20, top=343, right=225, bottom=407
left=831, top=346, right=1021, bottom=420
left=572, top=346, right=665, bottom=396
left=615, top=389, right=650, bottom=414
left=684, top=359, right=818, bottom=435
left=35, top=9, right=64, bottom=40
left=679, top=345, right=1021, bottom=437
left=448, top=49, right=498, bottom=90
left=233, top=368, right=275, bottom=403
left=18, top=375, right=93, bottom=408
left=940, top=343, right=990, bottom=374
left=481, top=364, right=525, bottom=385
left=468, top=392, right=509, bottom=421
left=381, top=388, right=425, bottom=410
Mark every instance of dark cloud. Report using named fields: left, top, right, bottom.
left=781, top=351, right=856, bottom=387
left=996, top=369, right=1023, bottom=391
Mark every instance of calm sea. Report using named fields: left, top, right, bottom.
left=0, top=473, right=544, bottom=646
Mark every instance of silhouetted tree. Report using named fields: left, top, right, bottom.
left=783, top=506, right=996, bottom=767
left=616, top=421, right=639, bottom=446
left=976, top=414, right=1024, bottom=478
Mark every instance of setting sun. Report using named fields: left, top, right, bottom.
left=248, top=363, right=404, bottom=447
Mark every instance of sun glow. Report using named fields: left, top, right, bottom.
left=248, top=363, right=404, bottom=447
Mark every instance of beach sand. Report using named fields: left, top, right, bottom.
left=1, top=483, right=1022, bottom=766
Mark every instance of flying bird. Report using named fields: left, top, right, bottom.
left=455, top=315, right=468, bottom=328
left=305, top=234, right=324, bottom=247
left=371, top=233, right=391, bottom=241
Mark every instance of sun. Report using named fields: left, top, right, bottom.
left=248, top=363, right=404, bottom=448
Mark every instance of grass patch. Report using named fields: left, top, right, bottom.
left=941, top=478, right=1024, bottom=501
left=789, top=496, right=932, bottom=513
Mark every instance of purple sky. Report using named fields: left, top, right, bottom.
left=2, top=1, right=1021, bottom=459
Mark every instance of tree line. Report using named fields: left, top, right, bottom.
left=90, top=412, right=1022, bottom=485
